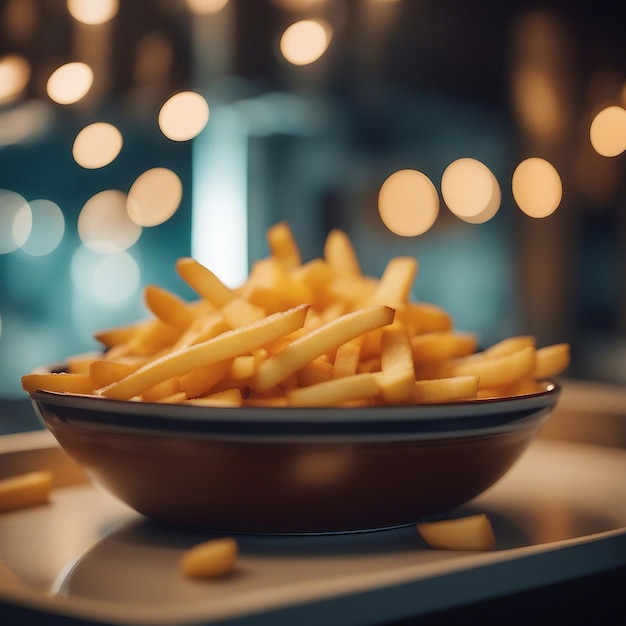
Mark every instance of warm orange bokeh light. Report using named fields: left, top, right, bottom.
left=185, top=0, right=229, bottom=14
left=67, top=0, right=118, bottom=25
left=73, top=122, right=123, bottom=169
left=0, top=54, right=30, bottom=104
left=280, top=20, right=330, bottom=66
left=589, top=105, right=626, bottom=157
left=78, top=190, right=142, bottom=253
left=158, top=91, right=210, bottom=141
left=46, top=62, right=93, bottom=105
left=378, top=169, right=439, bottom=237
left=441, top=158, right=501, bottom=224
left=512, top=157, right=563, bottom=218
left=127, top=168, right=183, bottom=227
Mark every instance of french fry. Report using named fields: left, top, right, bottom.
left=185, top=388, right=243, bottom=407
left=0, top=470, right=53, bottom=514
left=298, top=357, right=334, bottom=387
left=179, top=360, right=233, bottom=398
left=395, top=302, right=453, bottom=334
left=251, top=305, right=395, bottom=393
left=449, top=345, right=537, bottom=390
left=21, top=372, right=95, bottom=395
left=99, top=304, right=309, bottom=400
left=181, top=537, right=238, bottom=579
left=177, top=257, right=265, bottom=327
left=378, top=328, right=415, bottom=404
left=90, top=359, right=144, bottom=388
left=533, top=343, right=570, bottom=379
left=410, top=332, right=478, bottom=367
left=368, top=257, right=418, bottom=307
left=267, top=221, right=302, bottom=272
left=413, top=376, right=478, bottom=403
left=333, top=340, right=361, bottom=378
left=287, top=373, right=380, bottom=407
left=323, top=229, right=362, bottom=278
left=144, top=285, right=198, bottom=331
left=417, top=514, right=495, bottom=551
left=172, top=312, right=229, bottom=350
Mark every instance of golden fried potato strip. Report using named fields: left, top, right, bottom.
left=99, top=305, right=309, bottom=400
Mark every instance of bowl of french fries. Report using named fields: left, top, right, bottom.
left=23, top=223, right=568, bottom=534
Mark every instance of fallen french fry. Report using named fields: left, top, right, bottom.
left=417, top=514, right=496, bottom=551
left=181, top=537, right=238, bottom=579
left=0, top=470, right=53, bottom=514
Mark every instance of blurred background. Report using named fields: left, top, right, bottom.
left=1, top=0, right=625, bottom=432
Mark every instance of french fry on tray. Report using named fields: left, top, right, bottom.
left=22, top=221, right=570, bottom=406
left=0, top=470, right=53, bottom=514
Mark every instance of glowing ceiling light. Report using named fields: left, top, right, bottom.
left=127, top=168, right=183, bottom=227
left=378, top=169, right=439, bottom=237
left=73, top=122, right=123, bottom=169
left=67, top=0, right=118, bottom=25
left=158, top=91, right=210, bottom=142
left=589, top=105, right=626, bottom=157
left=441, top=158, right=501, bottom=224
left=46, top=62, right=93, bottom=105
left=0, top=54, right=31, bottom=104
left=78, top=190, right=142, bottom=253
left=185, top=0, right=229, bottom=14
left=280, top=20, right=331, bottom=66
left=512, top=157, right=562, bottom=218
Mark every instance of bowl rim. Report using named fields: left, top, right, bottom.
left=29, top=382, right=560, bottom=441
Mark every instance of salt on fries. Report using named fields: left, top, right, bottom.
left=22, top=222, right=570, bottom=406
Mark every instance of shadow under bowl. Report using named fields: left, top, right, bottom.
left=29, top=383, right=560, bottom=534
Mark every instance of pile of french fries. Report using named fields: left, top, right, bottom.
left=22, top=223, right=570, bottom=407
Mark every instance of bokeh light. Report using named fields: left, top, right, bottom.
left=67, top=0, right=118, bottom=25
left=589, top=105, right=626, bottom=157
left=158, top=91, right=210, bottom=141
left=18, top=199, right=65, bottom=256
left=72, top=122, right=123, bottom=169
left=0, top=189, right=30, bottom=254
left=78, top=190, right=142, bottom=253
left=127, top=168, right=183, bottom=227
left=71, top=247, right=140, bottom=305
left=280, top=20, right=331, bottom=66
left=0, top=100, right=53, bottom=147
left=46, top=62, right=94, bottom=105
left=378, top=169, right=439, bottom=237
left=0, top=54, right=31, bottom=104
left=185, top=0, right=230, bottom=14
left=441, top=158, right=501, bottom=224
left=512, top=157, right=563, bottom=218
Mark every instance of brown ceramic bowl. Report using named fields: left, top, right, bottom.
left=29, top=382, right=560, bottom=534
